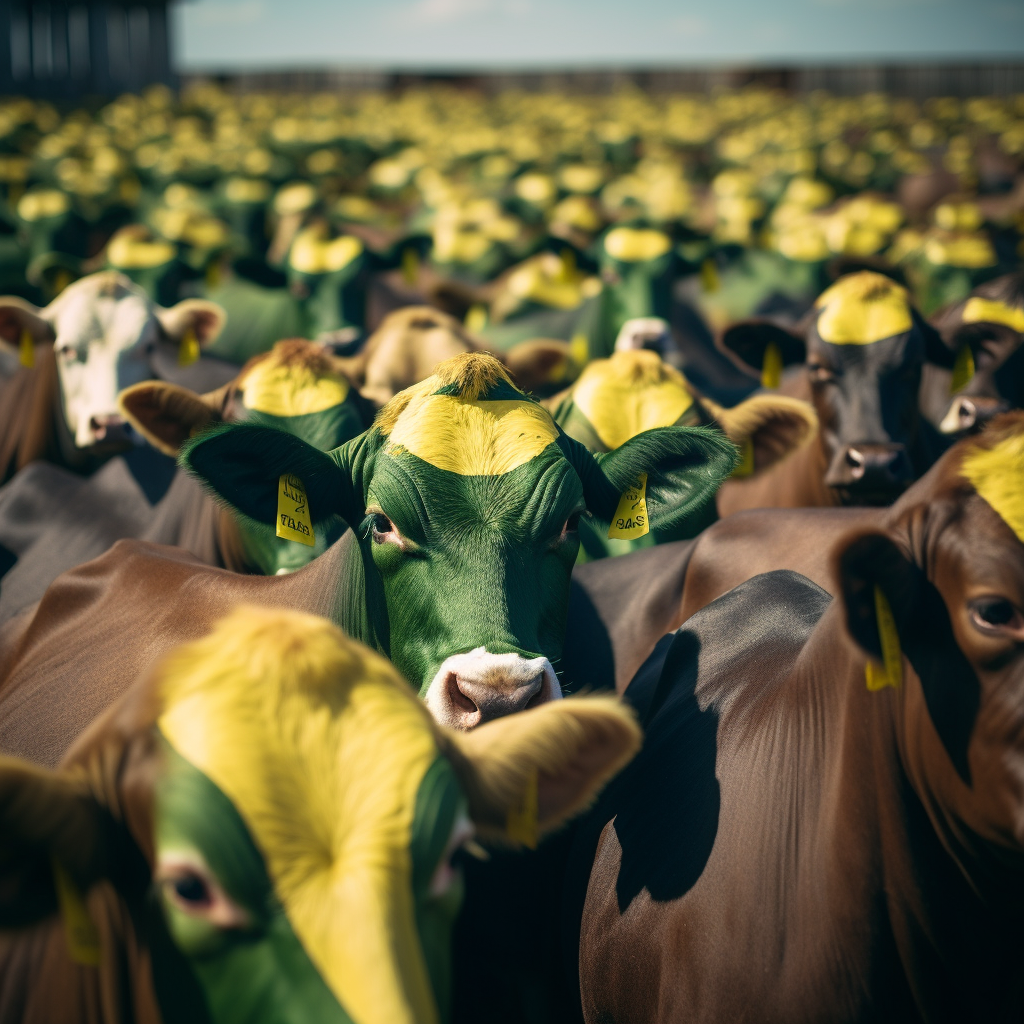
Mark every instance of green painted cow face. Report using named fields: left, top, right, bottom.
left=0, top=607, right=641, bottom=1024
left=182, top=352, right=736, bottom=726
left=120, top=339, right=374, bottom=575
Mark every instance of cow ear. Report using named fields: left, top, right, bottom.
left=440, top=695, right=641, bottom=846
left=718, top=320, right=805, bottom=379
left=503, top=339, right=575, bottom=394
left=156, top=299, right=226, bottom=348
left=915, top=311, right=957, bottom=370
left=0, top=757, right=112, bottom=928
left=836, top=529, right=921, bottom=660
left=0, top=297, right=53, bottom=350
left=119, top=381, right=224, bottom=456
left=703, top=394, right=818, bottom=475
left=592, top=425, right=738, bottom=533
left=180, top=423, right=361, bottom=530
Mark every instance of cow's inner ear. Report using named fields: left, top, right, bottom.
left=916, top=312, right=957, bottom=370
left=156, top=298, right=227, bottom=348
left=718, top=321, right=806, bottom=378
left=180, top=423, right=361, bottom=530
left=0, top=297, right=53, bottom=349
left=438, top=695, right=641, bottom=846
left=836, top=530, right=921, bottom=660
left=593, top=425, right=738, bottom=534
left=119, top=381, right=223, bottom=456
left=0, top=757, right=112, bottom=928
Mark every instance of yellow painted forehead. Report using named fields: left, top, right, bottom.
left=240, top=356, right=350, bottom=417
left=573, top=351, right=694, bottom=450
left=963, top=296, right=1024, bottom=334
left=385, top=395, right=558, bottom=475
left=815, top=272, right=912, bottom=345
left=960, top=432, right=1024, bottom=546
left=158, top=607, right=439, bottom=1024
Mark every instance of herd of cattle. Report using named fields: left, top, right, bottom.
left=0, top=82, right=1023, bottom=1023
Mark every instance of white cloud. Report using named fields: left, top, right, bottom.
left=192, top=1, right=268, bottom=27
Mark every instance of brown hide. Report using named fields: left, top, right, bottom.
left=577, top=429, right=1024, bottom=1021
left=0, top=345, right=62, bottom=486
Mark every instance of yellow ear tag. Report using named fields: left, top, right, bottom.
left=559, top=247, right=577, bottom=281
left=401, top=246, right=419, bottom=286
left=761, top=340, right=783, bottom=389
left=731, top=437, right=755, bottom=478
left=949, top=345, right=975, bottom=395
left=205, top=261, right=222, bottom=289
left=54, top=269, right=71, bottom=295
left=700, top=257, right=720, bottom=293
left=865, top=585, right=902, bottom=691
left=19, top=327, right=35, bottom=368
left=607, top=472, right=650, bottom=540
left=276, top=473, right=315, bottom=547
left=178, top=327, right=200, bottom=368
left=570, top=332, right=589, bottom=367
left=52, top=858, right=101, bottom=966
left=465, top=304, right=488, bottom=333
left=506, top=766, right=538, bottom=849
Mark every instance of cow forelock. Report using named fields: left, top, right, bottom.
left=48, top=276, right=161, bottom=448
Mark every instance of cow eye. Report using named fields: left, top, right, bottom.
left=370, top=512, right=397, bottom=543
left=155, top=854, right=251, bottom=929
left=56, top=346, right=82, bottom=364
left=969, top=596, right=1024, bottom=635
left=808, top=363, right=834, bottom=384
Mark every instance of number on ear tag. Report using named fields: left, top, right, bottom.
left=19, top=328, right=34, bottom=369
left=178, top=327, right=200, bottom=368
left=52, top=858, right=101, bottom=966
left=949, top=345, right=975, bottom=394
left=276, top=474, right=316, bottom=547
left=607, top=473, right=650, bottom=539
left=865, top=585, right=902, bottom=691
left=761, top=341, right=783, bottom=389
left=506, top=767, right=538, bottom=849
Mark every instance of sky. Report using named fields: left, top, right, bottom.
left=174, top=0, right=1024, bottom=70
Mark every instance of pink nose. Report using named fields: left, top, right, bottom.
left=443, top=670, right=547, bottom=729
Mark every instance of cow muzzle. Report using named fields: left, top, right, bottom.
left=939, top=395, right=1008, bottom=435
left=424, top=647, right=562, bottom=730
left=83, top=412, right=132, bottom=448
left=825, top=443, right=913, bottom=504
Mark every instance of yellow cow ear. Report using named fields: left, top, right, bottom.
left=439, top=695, right=641, bottom=846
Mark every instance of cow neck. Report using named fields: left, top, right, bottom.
left=753, top=597, right=1024, bottom=1011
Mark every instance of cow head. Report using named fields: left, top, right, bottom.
left=0, top=607, right=640, bottom=1024
left=181, top=352, right=736, bottom=726
left=119, top=339, right=375, bottom=575
left=836, top=413, right=1024, bottom=848
left=721, top=271, right=952, bottom=505
left=930, top=272, right=1024, bottom=436
left=0, top=271, right=225, bottom=452
left=549, top=348, right=816, bottom=552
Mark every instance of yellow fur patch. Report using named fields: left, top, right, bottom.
left=158, top=607, right=441, bottom=1024
left=387, top=396, right=558, bottom=475
left=571, top=350, right=693, bottom=450
left=962, top=296, right=1024, bottom=334
left=960, top=431, right=1024, bottom=545
left=815, top=272, right=912, bottom=345
left=603, top=227, right=672, bottom=262
left=240, top=352, right=350, bottom=417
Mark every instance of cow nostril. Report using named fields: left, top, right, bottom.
left=845, top=448, right=865, bottom=479
left=448, top=673, right=478, bottom=715
left=957, top=398, right=977, bottom=429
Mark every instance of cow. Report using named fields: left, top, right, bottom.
left=546, top=347, right=817, bottom=556
left=0, top=272, right=225, bottom=483
left=566, top=410, right=1024, bottom=1022
left=921, top=271, right=1024, bottom=436
left=714, top=271, right=954, bottom=513
left=0, top=351, right=735, bottom=756
left=0, top=340, right=375, bottom=624
left=0, top=605, right=641, bottom=1024
left=334, top=305, right=574, bottom=406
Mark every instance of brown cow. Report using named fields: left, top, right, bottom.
left=568, top=411, right=1024, bottom=1023
left=334, top=305, right=573, bottom=404
left=715, top=271, right=953, bottom=513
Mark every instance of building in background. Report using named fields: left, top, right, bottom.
left=0, top=1, right=176, bottom=98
